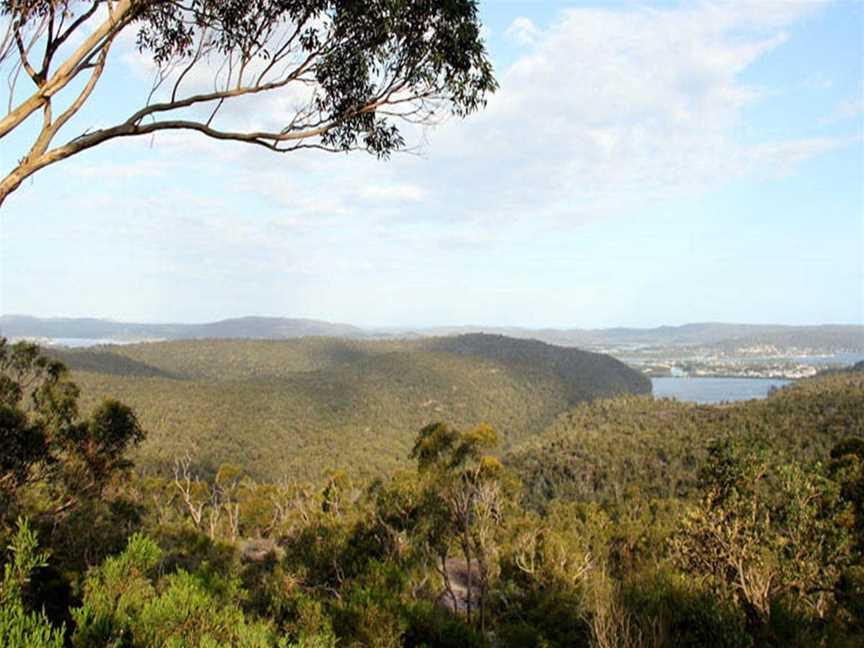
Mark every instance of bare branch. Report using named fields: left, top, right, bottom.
left=43, top=1, right=101, bottom=73
left=173, top=453, right=206, bottom=529
left=171, top=27, right=211, bottom=103
left=0, top=0, right=135, bottom=140
left=49, top=32, right=113, bottom=139
left=127, top=75, right=299, bottom=126
left=14, top=21, right=40, bottom=84
left=0, top=14, right=15, bottom=67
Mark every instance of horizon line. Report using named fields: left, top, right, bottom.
left=2, top=313, right=863, bottom=331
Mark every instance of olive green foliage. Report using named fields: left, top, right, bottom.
left=72, top=533, right=284, bottom=648
left=829, top=437, right=864, bottom=632
left=54, top=335, right=648, bottom=481
left=671, top=438, right=851, bottom=640
left=1, top=339, right=73, bottom=494
left=0, top=338, right=149, bottom=619
left=0, top=339, right=145, bottom=491
left=0, top=519, right=65, bottom=648
left=410, top=422, right=505, bottom=631
left=508, top=372, right=864, bottom=509
left=1, top=339, right=145, bottom=527
left=3, top=339, right=863, bottom=647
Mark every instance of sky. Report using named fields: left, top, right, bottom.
left=0, top=0, right=862, bottom=328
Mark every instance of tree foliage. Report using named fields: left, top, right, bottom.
left=0, top=519, right=65, bottom=648
left=2, top=342, right=863, bottom=646
left=671, top=438, right=852, bottom=636
left=0, top=0, right=496, bottom=205
left=0, top=338, right=145, bottom=537
left=51, top=335, right=650, bottom=482
left=508, top=370, right=864, bottom=510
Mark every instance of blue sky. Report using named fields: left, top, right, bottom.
left=0, top=0, right=862, bottom=328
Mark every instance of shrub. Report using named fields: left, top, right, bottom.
left=0, top=519, right=65, bottom=648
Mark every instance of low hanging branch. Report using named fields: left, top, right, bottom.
left=0, top=0, right=496, bottom=207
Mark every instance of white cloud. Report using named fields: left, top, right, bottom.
left=95, top=0, right=848, bottom=234
left=67, top=158, right=169, bottom=181
left=821, top=97, right=864, bottom=125
left=358, top=183, right=427, bottom=203
left=15, top=1, right=849, bottom=246
left=748, top=136, right=859, bottom=176
left=505, top=17, right=540, bottom=46
left=5, top=0, right=858, bottom=327
left=411, top=1, right=846, bottom=224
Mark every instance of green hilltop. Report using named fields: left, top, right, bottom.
left=51, top=334, right=650, bottom=481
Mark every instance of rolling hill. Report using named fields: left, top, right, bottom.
left=420, top=323, right=864, bottom=351
left=0, top=315, right=367, bottom=342
left=50, top=334, right=651, bottom=481
left=5, top=315, right=863, bottom=352
left=506, top=369, right=864, bottom=510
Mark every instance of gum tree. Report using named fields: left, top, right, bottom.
left=0, top=0, right=496, bottom=206
left=0, top=338, right=144, bottom=518
left=410, top=421, right=504, bottom=631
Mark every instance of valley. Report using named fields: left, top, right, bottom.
left=49, top=334, right=649, bottom=480
left=1, top=2, right=861, bottom=644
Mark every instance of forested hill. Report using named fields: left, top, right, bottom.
left=51, top=334, right=649, bottom=480
left=423, top=333, right=650, bottom=402
left=421, top=322, right=864, bottom=351
left=506, top=370, right=864, bottom=510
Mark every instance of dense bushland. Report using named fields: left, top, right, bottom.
left=508, top=371, right=864, bottom=509
left=50, top=335, right=649, bottom=481
left=2, top=338, right=863, bottom=647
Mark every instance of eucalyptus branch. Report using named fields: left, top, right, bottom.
left=0, top=0, right=496, bottom=208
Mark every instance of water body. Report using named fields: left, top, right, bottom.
left=652, top=377, right=791, bottom=404
left=46, top=338, right=139, bottom=347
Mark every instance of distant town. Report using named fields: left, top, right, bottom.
left=610, top=344, right=860, bottom=379
left=2, top=317, right=862, bottom=382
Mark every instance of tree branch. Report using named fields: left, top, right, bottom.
left=0, top=0, right=135, bottom=139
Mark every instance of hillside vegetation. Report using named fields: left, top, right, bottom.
left=4, top=339, right=864, bottom=648
left=52, top=335, right=650, bottom=480
left=425, top=322, right=864, bottom=351
left=507, top=370, right=864, bottom=510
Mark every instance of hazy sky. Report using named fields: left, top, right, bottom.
left=1, top=0, right=862, bottom=328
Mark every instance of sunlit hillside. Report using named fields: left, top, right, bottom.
left=52, top=334, right=650, bottom=480
left=507, top=370, right=864, bottom=509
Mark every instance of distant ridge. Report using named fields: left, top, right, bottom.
left=2, top=315, right=862, bottom=351
left=415, top=322, right=864, bottom=351
left=0, top=314, right=366, bottom=341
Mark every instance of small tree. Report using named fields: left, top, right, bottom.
left=829, top=438, right=864, bottom=629
left=410, top=421, right=503, bottom=631
left=0, top=518, right=65, bottom=648
left=671, top=438, right=852, bottom=637
left=1, top=339, right=77, bottom=498
left=0, top=1, right=496, bottom=207
left=72, top=531, right=284, bottom=647
left=0, top=338, right=145, bottom=520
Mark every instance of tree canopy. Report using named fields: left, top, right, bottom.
left=0, top=0, right=496, bottom=206
left=0, top=338, right=144, bottom=506
left=2, top=346, right=864, bottom=646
